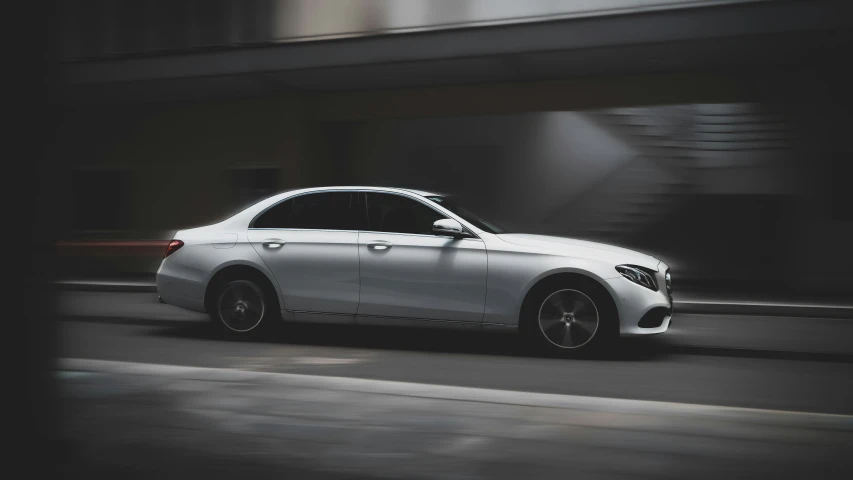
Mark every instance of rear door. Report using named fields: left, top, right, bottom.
left=248, top=191, right=360, bottom=315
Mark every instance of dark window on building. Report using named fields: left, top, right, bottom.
left=236, top=0, right=274, bottom=43
left=365, top=193, right=446, bottom=235
left=831, top=154, right=852, bottom=221
left=254, top=192, right=355, bottom=230
left=71, top=169, right=130, bottom=231
left=147, top=0, right=190, bottom=52
left=196, top=0, right=230, bottom=47
left=231, top=167, right=280, bottom=212
left=74, top=0, right=108, bottom=59
left=114, top=1, right=148, bottom=54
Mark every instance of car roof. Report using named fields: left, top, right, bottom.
left=273, top=186, right=445, bottom=197
left=222, top=186, right=460, bottom=231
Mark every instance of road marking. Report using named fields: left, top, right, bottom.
left=58, top=358, right=853, bottom=428
left=226, top=355, right=368, bottom=369
left=290, top=356, right=365, bottom=365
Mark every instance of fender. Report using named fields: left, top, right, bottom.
left=204, top=258, right=286, bottom=312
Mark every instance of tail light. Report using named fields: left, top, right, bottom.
left=164, top=240, right=184, bottom=258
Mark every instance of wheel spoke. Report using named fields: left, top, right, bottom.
left=233, top=285, right=248, bottom=301
left=570, top=300, right=585, bottom=315
left=544, top=322, right=566, bottom=343
left=244, top=305, right=261, bottom=322
left=547, top=294, right=567, bottom=314
left=569, top=324, right=591, bottom=345
left=573, top=315, right=597, bottom=335
left=538, top=314, right=563, bottom=332
left=222, top=289, right=238, bottom=306
left=561, top=326, right=575, bottom=346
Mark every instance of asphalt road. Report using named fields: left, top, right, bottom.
left=52, top=291, right=853, bottom=479
left=57, top=291, right=853, bottom=415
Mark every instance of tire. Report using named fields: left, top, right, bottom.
left=523, top=278, right=617, bottom=357
left=212, top=278, right=279, bottom=340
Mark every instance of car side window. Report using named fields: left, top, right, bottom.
left=254, top=192, right=355, bottom=230
left=253, top=198, right=293, bottom=228
left=365, top=192, right=446, bottom=235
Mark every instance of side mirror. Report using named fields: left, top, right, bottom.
left=432, top=219, right=465, bottom=238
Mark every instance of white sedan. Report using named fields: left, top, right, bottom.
left=157, top=186, right=672, bottom=354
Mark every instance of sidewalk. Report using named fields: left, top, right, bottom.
left=56, top=358, right=853, bottom=480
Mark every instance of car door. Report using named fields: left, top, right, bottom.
left=357, top=191, right=487, bottom=323
left=248, top=191, right=360, bottom=317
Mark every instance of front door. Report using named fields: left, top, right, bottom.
left=357, top=192, right=487, bottom=323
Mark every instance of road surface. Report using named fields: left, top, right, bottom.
left=54, top=291, right=853, bottom=479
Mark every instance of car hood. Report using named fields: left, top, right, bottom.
left=496, top=233, right=661, bottom=270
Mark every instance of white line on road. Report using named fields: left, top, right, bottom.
left=58, top=358, right=853, bottom=428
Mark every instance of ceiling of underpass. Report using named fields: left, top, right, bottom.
left=61, top=0, right=852, bottom=106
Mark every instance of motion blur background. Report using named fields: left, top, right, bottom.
left=53, top=0, right=853, bottom=298
left=25, top=1, right=853, bottom=479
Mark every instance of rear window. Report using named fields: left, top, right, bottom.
left=253, top=192, right=355, bottom=230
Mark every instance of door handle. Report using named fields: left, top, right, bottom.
left=367, top=240, right=392, bottom=250
left=262, top=239, right=285, bottom=249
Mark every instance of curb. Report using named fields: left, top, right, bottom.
left=54, top=280, right=158, bottom=293
left=54, top=281, right=853, bottom=319
left=675, top=300, right=853, bottom=319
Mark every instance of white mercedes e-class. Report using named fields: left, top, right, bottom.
left=157, top=186, right=672, bottom=354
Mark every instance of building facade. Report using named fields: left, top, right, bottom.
left=55, top=0, right=853, bottom=296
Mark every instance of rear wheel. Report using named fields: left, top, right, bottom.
left=213, top=278, right=279, bottom=339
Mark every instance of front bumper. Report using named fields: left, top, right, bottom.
left=605, top=264, right=672, bottom=336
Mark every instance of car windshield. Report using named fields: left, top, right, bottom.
left=426, top=196, right=508, bottom=234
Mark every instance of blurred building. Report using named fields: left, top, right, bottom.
left=54, top=0, right=852, bottom=296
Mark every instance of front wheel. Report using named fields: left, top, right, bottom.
left=525, top=281, right=617, bottom=357
left=537, top=289, right=600, bottom=350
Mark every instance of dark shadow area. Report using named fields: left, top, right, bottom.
left=58, top=308, right=853, bottom=363
left=153, top=321, right=545, bottom=359
left=55, top=420, right=375, bottom=480
left=658, top=344, right=853, bottom=364
left=132, top=318, right=853, bottom=364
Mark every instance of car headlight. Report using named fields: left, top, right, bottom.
left=616, top=265, right=658, bottom=291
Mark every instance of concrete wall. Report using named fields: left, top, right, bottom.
left=53, top=70, right=853, bottom=295
left=330, top=112, right=637, bottom=232
left=55, top=93, right=309, bottom=234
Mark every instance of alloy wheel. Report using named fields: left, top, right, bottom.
left=537, top=289, right=599, bottom=349
left=217, top=280, right=266, bottom=332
